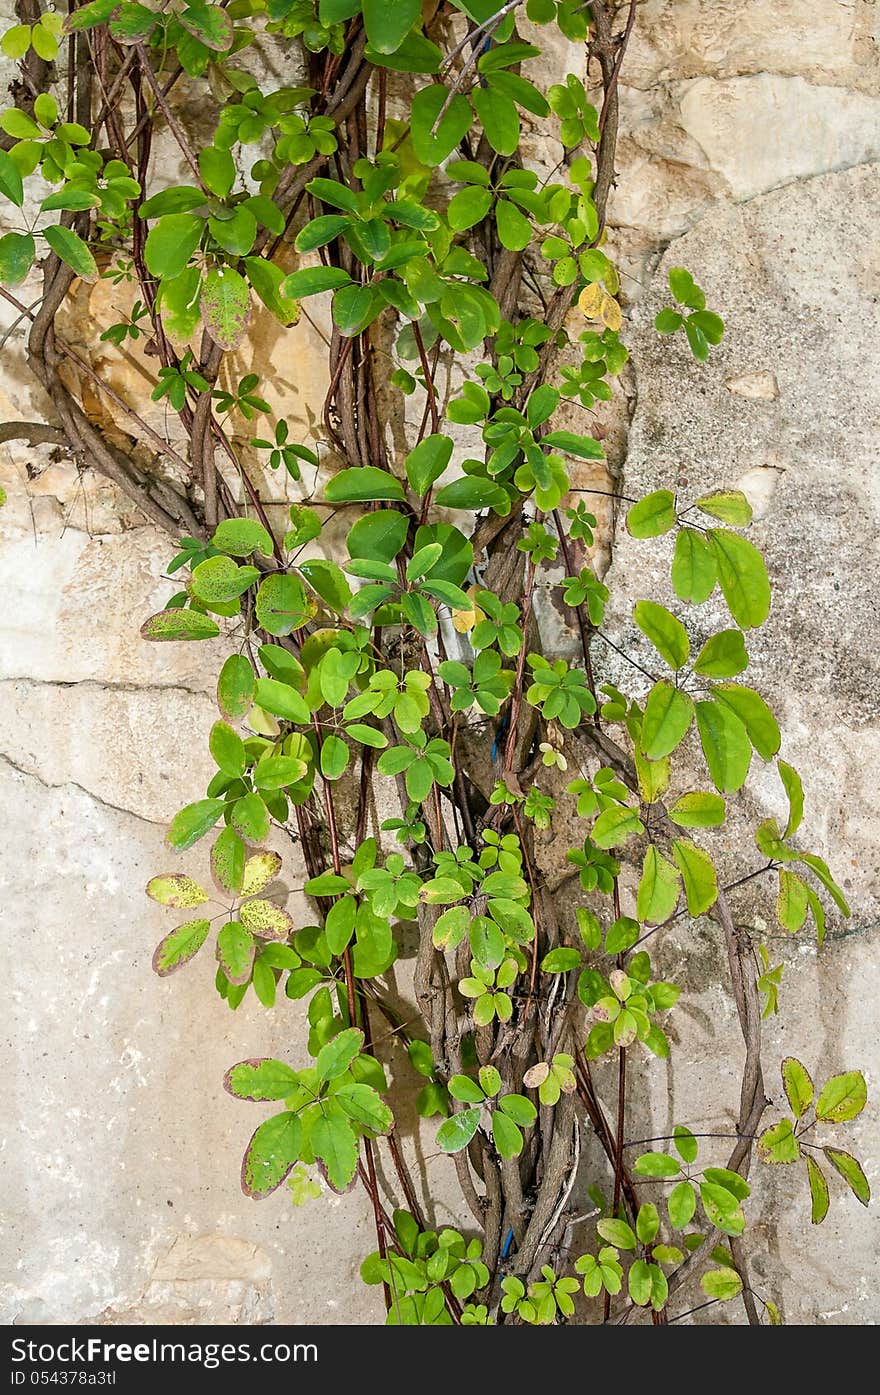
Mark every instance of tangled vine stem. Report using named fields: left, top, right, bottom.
left=1, top=0, right=869, bottom=1329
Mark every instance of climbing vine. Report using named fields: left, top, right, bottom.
left=0, top=0, right=869, bottom=1326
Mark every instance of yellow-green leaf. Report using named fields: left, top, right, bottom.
left=671, top=838, right=718, bottom=916
left=145, top=873, right=209, bottom=908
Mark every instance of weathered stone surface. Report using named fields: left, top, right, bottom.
left=599, top=163, right=880, bottom=1321
left=625, top=0, right=867, bottom=88
left=678, top=74, right=880, bottom=200
left=0, top=764, right=382, bottom=1325
left=2, top=0, right=879, bottom=1331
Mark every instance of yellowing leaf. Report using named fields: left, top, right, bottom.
left=241, top=851, right=283, bottom=897
left=146, top=874, right=209, bottom=908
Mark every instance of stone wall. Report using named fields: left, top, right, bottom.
left=1, top=3, right=878, bottom=1325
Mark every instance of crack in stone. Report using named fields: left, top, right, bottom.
left=0, top=675, right=212, bottom=702
left=0, top=752, right=167, bottom=827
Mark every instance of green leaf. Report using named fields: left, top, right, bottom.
left=824, top=1148, right=870, bottom=1207
left=211, top=825, right=245, bottom=894
left=255, top=573, right=311, bottom=636
left=671, top=528, right=717, bottom=604
left=209, top=719, right=246, bottom=777
left=167, top=798, right=225, bottom=850
left=632, top=600, right=690, bottom=670
left=633, top=1151, right=681, bottom=1178
left=542, top=430, right=604, bottom=460
left=696, top=490, right=752, bottom=526
left=781, top=1057, right=814, bottom=1119
left=708, top=529, right=771, bottom=630
left=712, top=683, right=780, bottom=761
left=654, top=308, right=683, bottom=335
left=797, top=852, right=850, bottom=918
left=758, top=1118, right=800, bottom=1165
left=254, top=754, right=307, bottom=789
left=668, top=1180, right=696, bottom=1228
left=671, top=838, right=718, bottom=916
left=241, top=1111, right=302, bottom=1198
left=777, top=868, right=809, bottom=932
left=333, top=283, right=381, bottom=337
left=636, top=1203, right=660, bottom=1245
left=498, top=1094, right=536, bottom=1127
left=152, top=918, right=210, bottom=976
left=179, top=3, right=234, bottom=51
left=321, top=734, right=349, bottom=780
left=410, top=84, right=473, bottom=166
left=448, top=184, right=493, bottom=231
left=591, top=804, right=644, bottom=849
left=806, top=1155, right=830, bottom=1225
left=471, top=85, right=519, bottom=156
left=604, top=916, right=640, bottom=955
left=334, top=1082, right=393, bottom=1134
left=312, top=1107, right=359, bottom=1191
left=361, top=0, right=421, bottom=54
left=0, top=25, right=32, bottom=61
left=491, top=1108, right=523, bottom=1159
left=637, top=846, right=680, bottom=924
left=673, top=1124, right=698, bottom=1164
left=217, top=654, right=255, bottom=721
left=347, top=509, right=408, bottom=562
left=406, top=433, right=453, bottom=496
left=200, top=265, right=250, bottom=350
left=627, top=490, right=676, bottom=538
left=199, top=145, right=235, bottom=198
left=216, top=919, right=255, bottom=984
left=641, top=682, right=694, bottom=760
left=815, top=1071, right=867, bottom=1123
left=140, top=608, right=220, bottom=641
left=597, top=1218, right=637, bottom=1250
left=225, top=1058, right=299, bottom=1101
left=668, top=791, right=726, bottom=828
left=695, top=699, right=752, bottom=793
left=496, top=197, right=532, bottom=251
left=282, top=265, right=352, bottom=298
left=325, top=466, right=406, bottom=503
left=295, top=214, right=351, bottom=253
left=692, top=629, right=748, bottom=678
left=668, top=267, right=705, bottom=309
left=541, top=947, right=582, bottom=973
left=700, top=1267, right=743, bottom=1301
left=316, top=1027, right=364, bottom=1082
left=191, top=555, right=259, bottom=602
left=232, top=792, right=269, bottom=843
left=0, top=231, right=35, bottom=285
left=448, top=1074, right=485, bottom=1104
left=43, top=224, right=98, bottom=280
left=212, top=517, right=273, bottom=557
left=0, top=108, right=41, bottom=139
left=436, top=1107, right=481, bottom=1153
left=433, top=476, right=509, bottom=511
left=0, top=150, right=24, bottom=208
left=144, top=213, right=203, bottom=280
left=778, top=760, right=804, bottom=839
left=244, top=254, right=297, bottom=323
left=300, top=559, right=352, bottom=612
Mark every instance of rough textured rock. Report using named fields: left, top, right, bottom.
left=601, top=164, right=880, bottom=1322
left=2, top=2, right=879, bottom=1329
left=678, top=74, right=880, bottom=200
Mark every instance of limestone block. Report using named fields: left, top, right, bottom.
left=596, top=164, right=880, bottom=1319
left=625, top=0, right=863, bottom=88
left=0, top=764, right=383, bottom=1325
left=678, top=74, right=880, bottom=199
